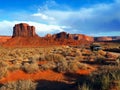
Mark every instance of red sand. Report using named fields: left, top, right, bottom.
left=0, top=36, right=11, bottom=44
left=0, top=70, right=65, bottom=84
left=0, top=68, right=95, bottom=84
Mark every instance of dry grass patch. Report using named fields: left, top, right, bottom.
left=0, top=80, right=36, bottom=90
left=22, top=63, right=39, bottom=74
left=0, top=61, right=8, bottom=79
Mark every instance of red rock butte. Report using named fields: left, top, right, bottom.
left=13, top=23, right=38, bottom=37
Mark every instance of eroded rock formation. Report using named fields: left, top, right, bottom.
left=52, top=32, right=94, bottom=42
left=13, top=23, right=37, bottom=37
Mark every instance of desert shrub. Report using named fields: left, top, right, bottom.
left=67, top=60, right=87, bottom=73
left=56, top=58, right=68, bottom=73
left=77, top=63, right=89, bottom=70
left=101, top=74, right=110, bottom=90
left=28, top=57, right=37, bottom=64
left=66, top=56, right=75, bottom=60
left=44, top=54, right=54, bottom=61
left=61, top=49, right=72, bottom=57
left=88, top=56, right=96, bottom=61
left=22, top=63, right=39, bottom=73
left=81, top=49, right=92, bottom=56
left=10, top=59, right=18, bottom=64
left=68, top=62, right=79, bottom=73
left=39, top=61, right=56, bottom=70
left=39, top=54, right=46, bottom=61
left=30, top=54, right=40, bottom=63
left=78, top=83, right=90, bottom=90
left=44, top=51, right=89, bottom=73
left=0, top=61, right=8, bottom=79
left=95, top=56, right=106, bottom=64
left=45, top=54, right=65, bottom=62
left=75, top=56, right=84, bottom=61
left=88, top=73, right=110, bottom=90
left=8, top=63, right=22, bottom=72
left=0, top=80, right=36, bottom=90
left=89, top=66, right=120, bottom=90
left=106, top=52, right=118, bottom=59
left=109, top=71, right=120, bottom=90
left=75, top=50, right=82, bottom=56
left=56, top=59, right=87, bottom=73
left=75, top=65, right=120, bottom=90
left=116, top=56, right=120, bottom=66
left=98, top=50, right=106, bottom=56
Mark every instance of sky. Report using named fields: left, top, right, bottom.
left=0, top=0, right=120, bottom=36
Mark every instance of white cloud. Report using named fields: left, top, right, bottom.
left=32, top=13, right=55, bottom=20
left=37, top=0, right=59, bottom=11
left=0, top=21, right=14, bottom=35
left=0, top=20, right=67, bottom=36
left=37, top=0, right=120, bottom=36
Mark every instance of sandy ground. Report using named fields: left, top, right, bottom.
left=0, top=66, right=95, bottom=84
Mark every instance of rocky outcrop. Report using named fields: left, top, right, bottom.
left=53, top=32, right=68, bottom=39
left=13, top=23, right=38, bottom=37
left=45, top=34, right=52, bottom=38
left=52, top=32, right=94, bottom=42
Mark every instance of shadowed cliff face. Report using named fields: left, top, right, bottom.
left=13, top=23, right=38, bottom=37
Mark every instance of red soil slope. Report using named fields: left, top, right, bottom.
left=0, top=36, right=11, bottom=44
left=3, top=36, right=93, bottom=47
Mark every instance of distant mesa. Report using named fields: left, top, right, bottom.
left=13, top=23, right=38, bottom=37
left=54, top=32, right=68, bottom=39
left=95, top=37, right=113, bottom=42
left=52, top=31, right=94, bottom=41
